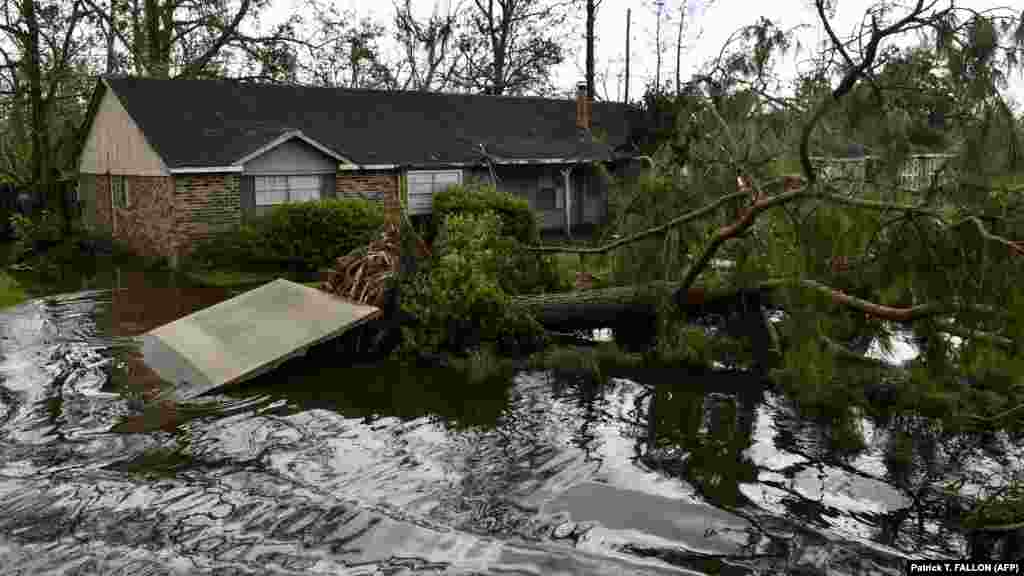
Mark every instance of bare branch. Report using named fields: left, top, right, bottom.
left=525, top=190, right=751, bottom=255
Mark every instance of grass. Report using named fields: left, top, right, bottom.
left=183, top=268, right=284, bottom=288
left=447, top=347, right=520, bottom=386
left=527, top=342, right=643, bottom=382
left=0, top=271, right=28, bottom=309
left=990, top=171, right=1024, bottom=190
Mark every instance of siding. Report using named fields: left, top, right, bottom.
left=242, top=138, right=337, bottom=175
left=468, top=164, right=608, bottom=231
left=78, top=88, right=169, bottom=177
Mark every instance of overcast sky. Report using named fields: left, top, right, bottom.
left=265, top=0, right=1024, bottom=106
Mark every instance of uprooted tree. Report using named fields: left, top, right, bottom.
left=527, top=0, right=1024, bottom=422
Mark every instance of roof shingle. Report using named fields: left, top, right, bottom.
left=101, top=77, right=637, bottom=169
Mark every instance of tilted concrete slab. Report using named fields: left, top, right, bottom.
left=141, top=278, right=381, bottom=401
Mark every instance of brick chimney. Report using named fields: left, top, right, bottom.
left=575, top=81, right=591, bottom=130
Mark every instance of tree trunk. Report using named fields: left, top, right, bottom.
left=510, top=282, right=761, bottom=329
left=654, top=2, right=662, bottom=92
left=106, top=7, right=117, bottom=74
left=624, top=8, right=630, bottom=103
left=675, top=3, right=684, bottom=94
left=586, top=0, right=595, bottom=99
left=22, top=0, right=53, bottom=221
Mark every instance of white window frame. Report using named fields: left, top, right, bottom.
left=406, top=169, right=462, bottom=215
left=253, top=174, right=324, bottom=206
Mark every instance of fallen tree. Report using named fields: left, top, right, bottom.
left=522, top=0, right=1024, bottom=374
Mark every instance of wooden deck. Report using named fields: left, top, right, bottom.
left=141, top=278, right=381, bottom=401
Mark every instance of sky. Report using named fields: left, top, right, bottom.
left=263, top=0, right=1024, bottom=106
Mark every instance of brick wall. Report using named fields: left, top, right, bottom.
left=336, top=170, right=401, bottom=224
left=112, top=175, right=177, bottom=262
left=93, top=174, right=112, bottom=234
left=80, top=172, right=242, bottom=266
left=173, top=173, right=242, bottom=263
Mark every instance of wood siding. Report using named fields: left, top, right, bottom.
left=78, top=88, right=169, bottom=177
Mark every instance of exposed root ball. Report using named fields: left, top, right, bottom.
left=322, top=221, right=400, bottom=307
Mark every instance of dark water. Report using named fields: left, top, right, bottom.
left=0, top=254, right=1020, bottom=575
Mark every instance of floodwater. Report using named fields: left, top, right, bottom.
left=0, top=251, right=1021, bottom=575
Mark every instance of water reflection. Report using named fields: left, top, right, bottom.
left=0, top=274, right=1021, bottom=573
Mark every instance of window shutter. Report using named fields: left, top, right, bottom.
left=240, top=175, right=255, bottom=213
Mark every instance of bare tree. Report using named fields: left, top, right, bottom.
left=79, top=0, right=260, bottom=78
left=456, top=0, right=568, bottom=95
left=675, top=1, right=684, bottom=93
left=393, top=0, right=462, bottom=91
left=653, top=0, right=664, bottom=92
left=585, top=0, right=598, bottom=98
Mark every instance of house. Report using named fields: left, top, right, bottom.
left=812, top=149, right=957, bottom=192
left=75, top=76, right=643, bottom=267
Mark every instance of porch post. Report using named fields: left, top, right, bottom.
left=561, top=166, right=572, bottom=238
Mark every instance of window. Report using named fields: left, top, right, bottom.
left=254, top=174, right=323, bottom=206
left=406, top=170, right=462, bottom=215
left=112, top=175, right=131, bottom=208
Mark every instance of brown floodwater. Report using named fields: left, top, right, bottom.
left=0, top=248, right=1020, bottom=575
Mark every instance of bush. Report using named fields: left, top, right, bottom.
left=187, top=198, right=385, bottom=272
left=8, top=210, right=63, bottom=262
left=431, top=181, right=540, bottom=245
left=399, top=211, right=548, bottom=357
left=430, top=183, right=560, bottom=295
left=0, top=271, right=28, bottom=309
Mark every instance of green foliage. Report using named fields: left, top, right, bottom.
left=0, top=271, right=28, bottom=309
left=8, top=210, right=63, bottom=262
left=399, top=211, right=548, bottom=358
left=186, top=199, right=385, bottom=272
left=447, top=347, right=520, bottom=387
left=430, top=181, right=540, bottom=245
left=527, top=342, right=642, bottom=383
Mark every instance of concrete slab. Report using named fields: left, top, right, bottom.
left=142, top=278, right=381, bottom=401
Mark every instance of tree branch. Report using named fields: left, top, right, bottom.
left=177, top=0, right=252, bottom=79
left=525, top=191, right=752, bottom=255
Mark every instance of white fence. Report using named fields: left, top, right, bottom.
left=811, top=153, right=957, bottom=191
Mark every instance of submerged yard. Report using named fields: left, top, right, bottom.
left=0, top=241, right=1019, bottom=575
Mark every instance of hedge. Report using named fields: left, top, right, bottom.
left=187, top=198, right=385, bottom=272
left=429, top=181, right=540, bottom=245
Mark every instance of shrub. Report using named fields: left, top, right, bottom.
left=257, top=199, right=385, bottom=269
left=187, top=198, right=385, bottom=272
left=430, top=183, right=560, bottom=294
left=399, top=211, right=548, bottom=357
left=431, top=181, right=540, bottom=245
left=0, top=271, right=27, bottom=309
left=8, top=210, right=63, bottom=262
left=185, top=223, right=266, bottom=269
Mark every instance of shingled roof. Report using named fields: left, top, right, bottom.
left=92, top=76, right=638, bottom=170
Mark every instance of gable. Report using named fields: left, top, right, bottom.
left=242, top=138, right=337, bottom=175
left=78, top=84, right=169, bottom=176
